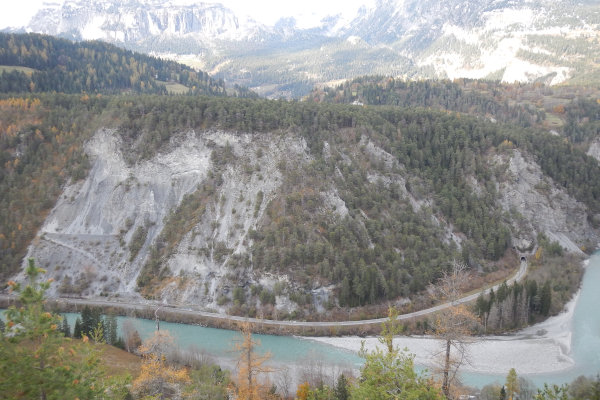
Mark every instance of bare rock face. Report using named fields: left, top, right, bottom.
left=157, top=131, right=311, bottom=310
left=23, top=128, right=313, bottom=309
left=26, top=129, right=212, bottom=298
left=496, top=149, right=597, bottom=254
left=587, top=139, right=600, bottom=163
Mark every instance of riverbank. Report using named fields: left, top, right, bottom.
left=308, top=284, right=580, bottom=376
left=0, top=260, right=529, bottom=336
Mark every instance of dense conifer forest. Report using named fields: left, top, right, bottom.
left=0, top=33, right=256, bottom=97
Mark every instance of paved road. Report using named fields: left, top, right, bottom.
left=0, top=261, right=527, bottom=329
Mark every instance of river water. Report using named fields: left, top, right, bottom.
left=3, top=252, right=599, bottom=388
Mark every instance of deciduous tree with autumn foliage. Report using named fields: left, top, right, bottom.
left=132, top=330, right=191, bottom=399
left=232, top=322, right=276, bottom=400
left=430, top=261, right=480, bottom=398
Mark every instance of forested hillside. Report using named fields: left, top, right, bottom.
left=0, top=33, right=256, bottom=96
left=2, top=91, right=598, bottom=316
left=310, top=77, right=544, bottom=127
left=312, top=76, right=600, bottom=162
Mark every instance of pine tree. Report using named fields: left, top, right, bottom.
left=73, top=317, right=82, bottom=338
left=534, top=383, right=569, bottom=400
left=81, top=306, right=93, bottom=337
left=0, top=259, right=105, bottom=399
left=104, top=314, right=118, bottom=345
left=351, top=343, right=442, bottom=400
left=335, top=374, right=350, bottom=400
left=540, top=281, right=552, bottom=316
left=379, top=306, right=403, bottom=354
left=60, top=315, right=70, bottom=337
left=350, top=308, right=443, bottom=400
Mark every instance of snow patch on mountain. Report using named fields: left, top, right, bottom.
left=483, top=8, right=536, bottom=31
left=81, top=16, right=106, bottom=40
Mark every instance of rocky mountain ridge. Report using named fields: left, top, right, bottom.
left=26, top=1, right=265, bottom=42
left=10, top=0, right=600, bottom=97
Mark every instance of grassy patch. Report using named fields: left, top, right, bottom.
left=545, top=113, right=564, bottom=128
left=0, top=65, right=37, bottom=75
left=155, top=80, right=189, bottom=94
left=99, top=342, right=141, bottom=377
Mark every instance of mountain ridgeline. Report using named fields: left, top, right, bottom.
left=0, top=33, right=254, bottom=97
left=13, top=0, right=600, bottom=97
left=2, top=88, right=599, bottom=316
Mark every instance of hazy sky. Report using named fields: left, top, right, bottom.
left=0, top=0, right=374, bottom=30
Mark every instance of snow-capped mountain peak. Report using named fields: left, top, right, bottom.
left=7, top=0, right=600, bottom=97
left=26, top=0, right=269, bottom=42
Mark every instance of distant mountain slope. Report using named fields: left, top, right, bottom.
left=0, top=33, right=252, bottom=96
left=10, top=0, right=600, bottom=97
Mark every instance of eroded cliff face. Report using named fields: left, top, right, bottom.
left=21, top=128, right=599, bottom=312
left=495, top=149, right=597, bottom=253
left=154, top=131, right=312, bottom=310
left=25, top=128, right=311, bottom=308
left=27, top=129, right=208, bottom=298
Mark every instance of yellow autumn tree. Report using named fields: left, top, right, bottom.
left=430, top=261, right=480, bottom=398
left=232, top=322, right=275, bottom=400
left=132, top=330, right=191, bottom=400
left=505, top=368, right=520, bottom=400
left=296, top=382, right=311, bottom=400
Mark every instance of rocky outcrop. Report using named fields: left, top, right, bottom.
left=495, top=150, right=597, bottom=254
left=587, top=139, right=600, bottom=163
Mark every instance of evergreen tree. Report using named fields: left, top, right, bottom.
left=335, top=374, right=350, bottom=400
left=60, top=315, right=70, bottom=337
left=350, top=309, right=443, bottom=400
left=540, top=281, right=552, bottom=316
left=81, top=306, right=93, bottom=337
left=534, top=384, right=569, bottom=400
left=104, top=314, right=118, bottom=346
left=351, top=344, right=442, bottom=400
left=592, top=374, right=600, bottom=400
left=73, top=317, right=82, bottom=339
left=0, top=259, right=105, bottom=399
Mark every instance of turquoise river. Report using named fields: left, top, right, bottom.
left=3, top=251, right=600, bottom=388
